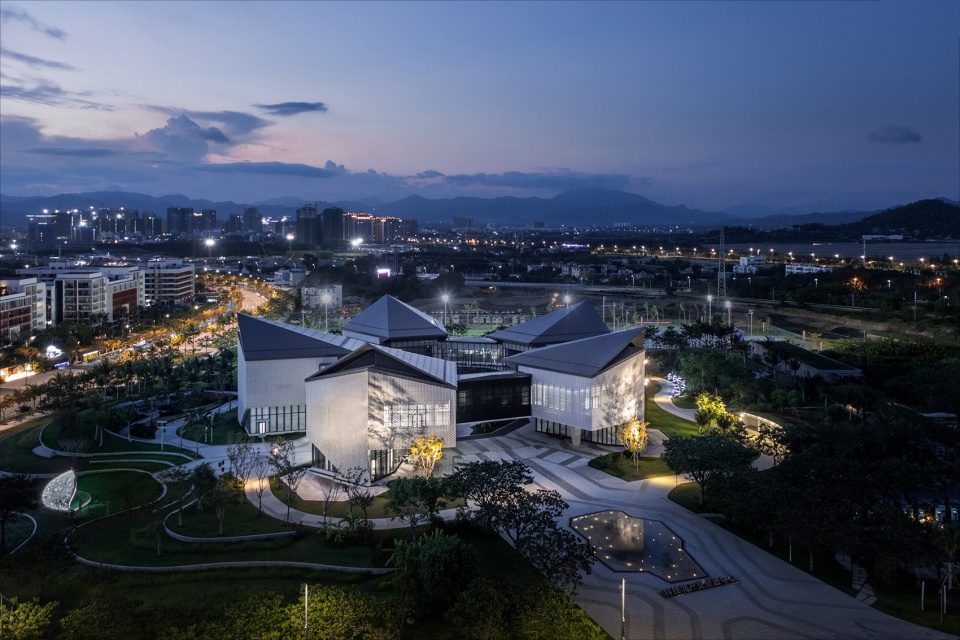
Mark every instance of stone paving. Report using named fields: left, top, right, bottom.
left=449, top=421, right=954, bottom=639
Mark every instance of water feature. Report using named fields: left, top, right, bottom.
left=570, top=510, right=704, bottom=582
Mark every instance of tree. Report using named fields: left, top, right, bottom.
left=159, top=466, right=193, bottom=527
left=388, top=529, right=477, bottom=607
left=615, top=418, right=648, bottom=470
left=13, top=532, right=74, bottom=599
left=754, top=422, right=788, bottom=466
left=386, top=476, right=446, bottom=541
left=450, top=460, right=533, bottom=531
left=250, top=454, right=271, bottom=515
left=341, top=466, right=375, bottom=538
left=409, top=435, right=444, bottom=478
left=56, top=437, right=90, bottom=470
left=0, top=598, right=58, bottom=640
left=0, top=475, right=39, bottom=550
left=210, top=472, right=240, bottom=536
left=515, top=523, right=595, bottom=593
left=225, top=433, right=256, bottom=487
left=269, top=437, right=307, bottom=523
left=662, top=434, right=755, bottom=506
left=190, top=462, right=217, bottom=512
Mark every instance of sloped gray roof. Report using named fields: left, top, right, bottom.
left=237, top=313, right=365, bottom=361
left=342, top=295, right=448, bottom=341
left=503, top=327, right=645, bottom=377
left=306, top=343, right=457, bottom=387
left=486, top=301, right=610, bottom=346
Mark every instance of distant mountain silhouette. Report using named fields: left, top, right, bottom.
left=1, top=189, right=955, bottom=235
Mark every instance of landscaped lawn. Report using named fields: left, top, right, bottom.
left=269, top=478, right=466, bottom=520
left=588, top=453, right=674, bottom=481
left=68, top=508, right=392, bottom=568
left=645, top=390, right=699, bottom=438
left=269, top=477, right=393, bottom=519
left=73, top=469, right=165, bottom=519
left=173, top=497, right=291, bottom=538
left=42, top=411, right=198, bottom=457
left=0, top=422, right=76, bottom=474
left=1, top=512, right=35, bottom=554
left=672, top=394, right=698, bottom=410
left=86, top=460, right=178, bottom=473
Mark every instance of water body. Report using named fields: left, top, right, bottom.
left=721, top=241, right=959, bottom=263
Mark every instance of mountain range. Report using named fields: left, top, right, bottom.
left=1, top=189, right=956, bottom=233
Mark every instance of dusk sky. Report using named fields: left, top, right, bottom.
left=1, top=1, right=957, bottom=213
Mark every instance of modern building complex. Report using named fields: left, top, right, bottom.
left=141, top=259, right=196, bottom=305
left=8, top=258, right=196, bottom=330
left=237, top=297, right=646, bottom=482
left=0, top=277, right=47, bottom=343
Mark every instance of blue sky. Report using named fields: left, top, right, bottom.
left=1, top=1, right=957, bottom=212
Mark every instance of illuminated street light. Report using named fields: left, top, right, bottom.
left=321, top=293, right=332, bottom=332
left=706, top=294, right=713, bottom=324
left=441, top=293, right=449, bottom=329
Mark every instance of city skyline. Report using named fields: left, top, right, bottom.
left=1, top=1, right=958, bottom=214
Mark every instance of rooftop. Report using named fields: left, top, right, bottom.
left=342, top=295, right=448, bottom=341
left=504, top=327, right=645, bottom=377
left=237, top=313, right=365, bottom=361
left=486, top=301, right=610, bottom=347
left=306, top=343, right=457, bottom=387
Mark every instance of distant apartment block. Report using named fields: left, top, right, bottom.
left=16, top=262, right=145, bottom=325
left=785, top=263, right=834, bottom=275
left=452, top=216, right=475, bottom=229
left=0, top=277, right=47, bottom=343
left=142, top=259, right=196, bottom=305
left=733, top=256, right=767, bottom=274
left=301, top=284, right=343, bottom=310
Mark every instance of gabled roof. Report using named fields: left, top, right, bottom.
left=503, top=327, right=645, bottom=377
left=237, top=313, right=365, bottom=361
left=306, top=343, right=457, bottom=387
left=341, top=295, right=448, bottom=341
left=486, top=301, right=610, bottom=347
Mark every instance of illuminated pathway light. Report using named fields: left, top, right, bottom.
left=570, top=510, right=704, bottom=582
left=42, top=470, right=78, bottom=512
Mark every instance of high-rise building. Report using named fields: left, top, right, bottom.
left=296, top=204, right=320, bottom=246
left=201, top=209, right=217, bottom=232
left=242, top=207, right=262, bottom=234
left=321, top=207, right=345, bottom=248
left=166, top=207, right=192, bottom=235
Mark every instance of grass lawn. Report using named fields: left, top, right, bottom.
left=68, top=508, right=393, bottom=568
left=588, top=453, right=673, bottom=481
left=672, top=394, right=698, bottom=410
left=1, top=512, right=35, bottom=554
left=73, top=470, right=165, bottom=520
left=86, top=460, right=177, bottom=473
left=172, top=497, right=291, bottom=538
left=645, top=391, right=699, bottom=438
left=270, top=478, right=466, bottom=520
left=42, top=412, right=198, bottom=457
left=0, top=422, right=76, bottom=474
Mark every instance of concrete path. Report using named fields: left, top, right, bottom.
left=449, top=423, right=955, bottom=640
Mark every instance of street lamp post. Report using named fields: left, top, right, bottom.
left=725, top=300, right=732, bottom=326
left=321, top=293, right=331, bottom=332
left=204, top=238, right=215, bottom=261
left=748, top=310, right=754, bottom=336
left=442, top=294, right=449, bottom=329
left=707, top=294, right=712, bottom=324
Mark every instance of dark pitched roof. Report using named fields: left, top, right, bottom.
left=486, top=301, right=610, bottom=347
left=503, top=327, right=645, bottom=377
left=342, top=295, right=448, bottom=341
left=306, top=343, right=457, bottom=387
left=237, top=313, right=364, bottom=361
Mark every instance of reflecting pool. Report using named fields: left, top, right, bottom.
left=570, top=510, right=704, bottom=582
